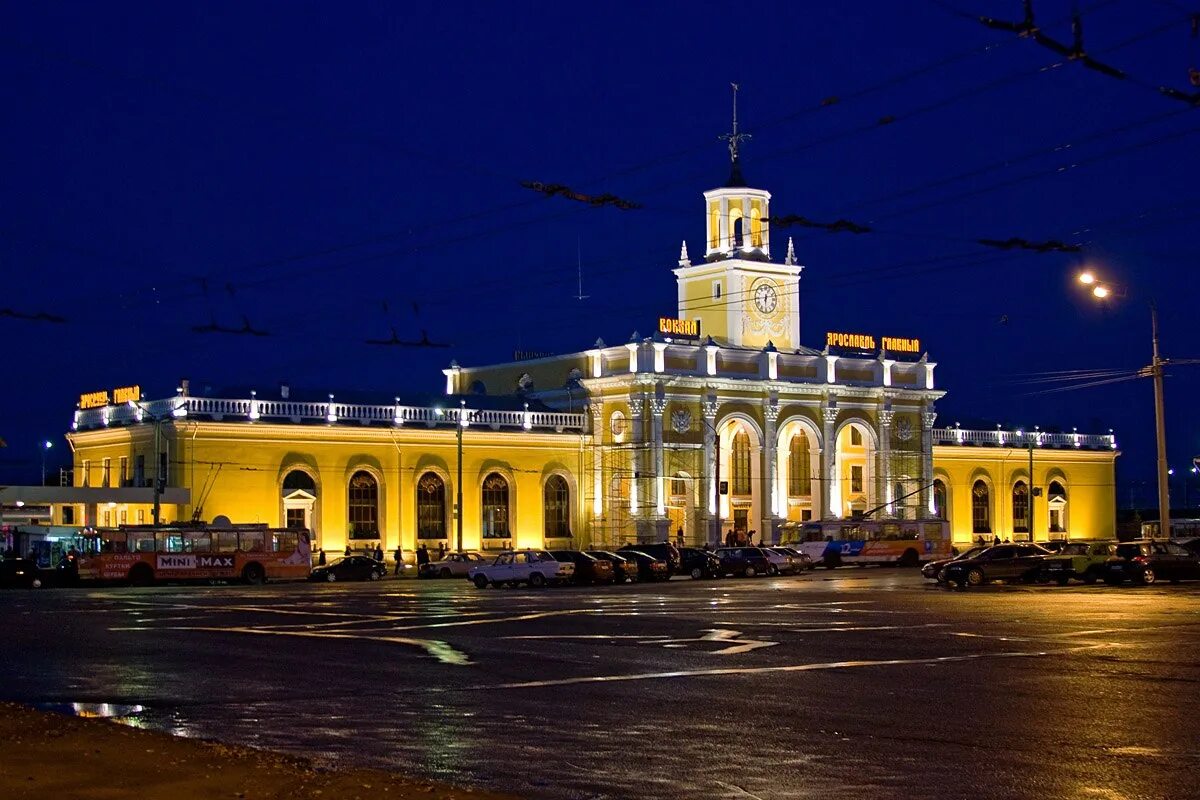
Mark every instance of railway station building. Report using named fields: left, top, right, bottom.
left=62, top=165, right=1119, bottom=557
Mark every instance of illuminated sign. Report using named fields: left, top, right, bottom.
left=79, top=384, right=141, bottom=409
left=658, top=317, right=701, bottom=339
left=825, top=332, right=921, bottom=355
left=79, top=391, right=110, bottom=410
left=112, top=385, right=141, bottom=404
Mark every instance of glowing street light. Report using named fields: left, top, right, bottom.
left=40, top=439, right=53, bottom=486
left=1076, top=268, right=1170, bottom=538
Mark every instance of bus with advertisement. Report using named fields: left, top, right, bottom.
left=73, top=523, right=311, bottom=585
left=780, top=518, right=952, bottom=568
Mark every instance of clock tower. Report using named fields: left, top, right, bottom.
left=672, top=89, right=803, bottom=350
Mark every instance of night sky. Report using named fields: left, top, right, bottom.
left=3, top=1, right=1198, bottom=508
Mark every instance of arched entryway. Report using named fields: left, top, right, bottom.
left=281, top=468, right=318, bottom=548
left=832, top=420, right=877, bottom=518
left=776, top=417, right=822, bottom=522
left=716, top=416, right=762, bottom=542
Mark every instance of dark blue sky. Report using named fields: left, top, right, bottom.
left=3, top=1, right=1197, bottom=507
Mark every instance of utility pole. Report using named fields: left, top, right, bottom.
left=1027, top=434, right=1035, bottom=542
left=1150, top=301, right=1171, bottom=540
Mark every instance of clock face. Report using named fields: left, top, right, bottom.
left=753, top=281, right=779, bottom=315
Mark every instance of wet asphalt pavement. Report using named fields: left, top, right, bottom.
left=3, top=570, right=1199, bottom=800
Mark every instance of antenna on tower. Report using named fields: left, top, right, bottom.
left=574, top=236, right=589, bottom=301
left=718, top=83, right=751, bottom=185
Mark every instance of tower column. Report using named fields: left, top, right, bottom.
left=920, top=407, right=938, bottom=519
left=719, top=197, right=730, bottom=252
left=878, top=408, right=894, bottom=517
left=822, top=403, right=838, bottom=519
left=763, top=396, right=779, bottom=543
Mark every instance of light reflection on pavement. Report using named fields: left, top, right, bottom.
left=4, top=572, right=1200, bottom=799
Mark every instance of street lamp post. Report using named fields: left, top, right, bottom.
left=1078, top=271, right=1170, bottom=540
left=456, top=399, right=465, bottom=554
left=40, top=440, right=53, bottom=486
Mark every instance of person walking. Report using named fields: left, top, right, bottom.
left=437, top=541, right=446, bottom=560
left=675, top=527, right=684, bottom=548
left=393, top=545, right=404, bottom=575
left=317, top=548, right=326, bottom=566
left=747, top=530, right=756, bottom=547
left=417, top=544, right=429, bottom=567
left=373, top=543, right=384, bottom=562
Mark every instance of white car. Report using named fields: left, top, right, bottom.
left=468, top=550, right=575, bottom=588
left=763, top=547, right=803, bottom=575
left=418, top=551, right=487, bottom=579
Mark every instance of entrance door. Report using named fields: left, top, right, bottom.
left=734, top=509, right=749, bottom=534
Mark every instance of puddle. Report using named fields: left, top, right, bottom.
left=34, top=701, right=148, bottom=727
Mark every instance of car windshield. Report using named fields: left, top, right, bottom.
left=1060, top=543, right=1090, bottom=555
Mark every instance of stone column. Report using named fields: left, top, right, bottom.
left=590, top=401, right=605, bottom=547
left=648, top=397, right=668, bottom=542
left=629, top=393, right=644, bottom=526
left=878, top=407, right=894, bottom=517
left=920, top=406, right=938, bottom=518
left=703, top=394, right=719, bottom=545
left=821, top=402, right=838, bottom=519
left=763, top=396, right=779, bottom=542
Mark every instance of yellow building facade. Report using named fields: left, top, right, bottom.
left=65, top=166, right=1119, bottom=553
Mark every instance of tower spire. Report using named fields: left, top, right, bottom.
left=718, top=82, right=751, bottom=187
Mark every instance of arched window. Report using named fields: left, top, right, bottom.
left=972, top=480, right=991, bottom=534
left=788, top=432, right=811, bottom=496
left=731, top=430, right=751, bottom=495
left=670, top=473, right=687, bottom=499
left=283, top=470, right=316, bottom=493
left=750, top=207, right=763, bottom=248
left=347, top=471, right=379, bottom=539
left=544, top=475, right=570, bottom=539
left=933, top=479, right=948, bottom=520
left=850, top=427, right=863, bottom=447
left=416, top=472, right=446, bottom=540
left=1048, top=481, right=1067, bottom=534
left=482, top=473, right=510, bottom=539
left=1012, top=481, right=1030, bottom=534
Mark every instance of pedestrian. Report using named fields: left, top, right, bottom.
left=675, top=527, right=684, bottom=548
left=374, top=543, right=384, bottom=562
left=317, top=548, right=326, bottom=566
left=437, top=541, right=446, bottom=560
left=417, top=544, right=429, bottom=566
left=992, top=534, right=1001, bottom=546
left=747, top=530, right=756, bottom=547
left=344, top=544, right=352, bottom=556
left=394, top=545, right=403, bottom=575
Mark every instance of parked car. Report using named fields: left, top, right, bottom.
left=715, top=547, right=774, bottom=578
left=922, top=545, right=989, bottom=582
left=549, top=550, right=615, bottom=584
left=773, top=546, right=815, bottom=571
left=1176, top=537, right=1200, bottom=557
left=418, top=551, right=487, bottom=579
left=1103, top=540, right=1200, bottom=585
left=1038, top=541, right=1117, bottom=585
left=764, top=547, right=805, bottom=575
left=309, top=555, right=387, bottom=583
left=0, top=558, right=44, bottom=589
left=617, top=542, right=680, bottom=574
left=468, top=550, right=575, bottom=588
left=585, top=550, right=639, bottom=583
left=677, top=547, right=722, bottom=579
left=614, top=549, right=671, bottom=582
left=941, top=544, right=1054, bottom=589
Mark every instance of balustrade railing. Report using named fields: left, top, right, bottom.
left=73, top=395, right=586, bottom=433
left=931, top=427, right=1115, bottom=450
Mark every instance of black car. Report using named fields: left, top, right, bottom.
left=0, top=558, right=44, bottom=589
left=1104, top=540, right=1200, bottom=585
left=715, top=547, right=773, bottom=578
left=549, top=550, right=616, bottom=585
left=585, top=551, right=639, bottom=583
left=921, top=545, right=989, bottom=582
left=617, top=542, right=680, bottom=574
left=613, top=549, right=671, bottom=581
left=309, top=555, right=387, bottom=583
left=678, top=547, right=722, bottom=579
left=941, top=544, right=1054, bottom=589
